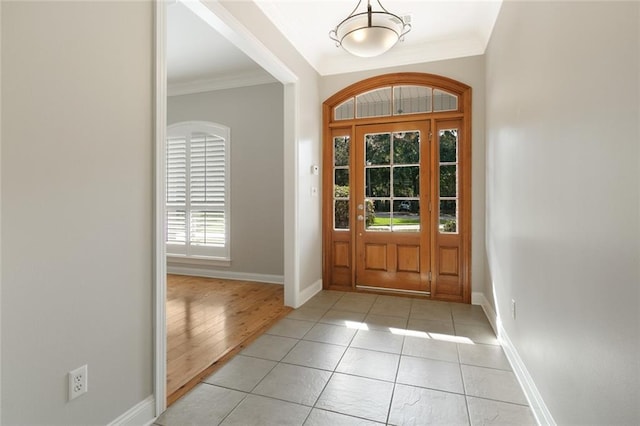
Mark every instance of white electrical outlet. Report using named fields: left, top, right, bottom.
left=511, top=299, right=516, bottom=320
left=68, top=364, right=88, bottom=401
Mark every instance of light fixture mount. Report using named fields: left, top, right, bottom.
left=329, top=0, right=411, bottom=58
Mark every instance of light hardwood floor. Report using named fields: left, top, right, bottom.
left=166, top=274, right=291, bottom=404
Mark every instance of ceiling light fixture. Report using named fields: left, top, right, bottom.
left=329, top=0, right=411, bottom=58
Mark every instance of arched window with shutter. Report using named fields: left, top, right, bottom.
left=166, top=121, right=230, bottom=261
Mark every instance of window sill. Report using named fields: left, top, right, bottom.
left=167, top=255, right=231, bottom=268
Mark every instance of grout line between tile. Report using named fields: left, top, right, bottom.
left=245, top=356, right=281, bottom=394
left=459, top=361, right=513, bottom=372
left=302, top=323, right=351, bottom=424
left=385, top=334, right=406, bottom=425
left=327, top=368, right=400, bottom=385
left=245, top=391, right=318, bottom=408
left=308, top=407, right=387, bottom=425
left=304, top=296, right=383, bottom=424
left=216, top=292, right=517, bottom=426
left=457, top=343, right=472, bottom=426
left=392, top=380, right=468, bottom=398
left=200, top=381, right=250, bottom=395
left=465, top=394, right=533, bottom=408
left=215, top=386, right=250, bottom=426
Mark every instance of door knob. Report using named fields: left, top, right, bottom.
left=357, top=215, right=364, bottom=221
left=357, top=204, right=364, bottom=210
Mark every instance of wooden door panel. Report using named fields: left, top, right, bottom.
left=364, top=244, right=387, bottom=271
left=397, top=245, right=420, bottom=273
left=438, top=246, right=459, bottom=276
left=432, top=279, right=463, bottom=297
left=333, top=241, right=351, bottom=268
left=329, top=221, right=353, bottom=287
left=432, top=240, right=464, bottom=300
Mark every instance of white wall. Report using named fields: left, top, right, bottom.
left=168, top=83, right=285, bottom=278
left=321, top=56, right=487, bottom=296
left=485, top=2, right=639, bottom=424
left=218, top=1, right=323, bottom=306
left=1, top=2, right=154, bottom=424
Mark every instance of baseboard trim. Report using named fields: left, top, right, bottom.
left=472, top=291, right=498, bottom=334
left=472, top=292, right=555, bottom=426
left=471, top=291, right=485, bottom=306
left=107, top=396, right=156, bottom=426
left=499, top=325, right=556, bottom=426
left=167, top=265, right=284, bottom=285
left=297, top=279, right=322, bottom=308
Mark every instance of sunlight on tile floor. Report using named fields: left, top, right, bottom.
left=156, top=291, right=537, bottom=425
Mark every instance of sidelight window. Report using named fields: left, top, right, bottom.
left=438, top=129, right=458, bottom=233
left=333, top=135, right=350, bottom=230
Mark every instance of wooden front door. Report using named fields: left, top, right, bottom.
left=354, top=121, right=431, bottom=293
left=322, top=73, right=472, bottom=303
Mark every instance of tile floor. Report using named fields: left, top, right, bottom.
left=156, top=291, right=537, bottom=425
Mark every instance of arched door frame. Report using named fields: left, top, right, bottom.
left=322, top=72, right=472, bottom=303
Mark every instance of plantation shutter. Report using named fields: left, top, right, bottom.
left=167, top=136, right=187, bottom=247
left=166, top=122, right=230, bottom=259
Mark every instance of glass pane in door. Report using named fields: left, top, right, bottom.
left=439, top=165, right=457, bottom=197
left=392, top=200, right=420, bottom=232
left=335, top=169, right=349, bottom=192
left=363, top=130, right=421, bottom=233
left=334, top=136, right=350, bottom=166
left=366, top=133, right=391, bottom=165
left=439, top=200, right=457, bottom=233
left=366, top=199, right=390, bottom=231
left=439, top=129, right=459, bottom=234
left=334, top=200, right=349, bottom=230
left=366, top=168, right=391, bottom=197
left=393, top=131, right=420, bottom=164
left=393, top=166, right=419, bottom=197
left=333, top=135, right=350, bottom=230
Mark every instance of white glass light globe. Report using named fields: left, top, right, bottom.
left=330, top=2, right=410, bottom=58
left=341, top=26, right=398, bottom=57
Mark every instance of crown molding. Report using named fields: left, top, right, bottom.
left=317, top=36, right=486, bottom=76
left=168, top=70, right=277, bottom=96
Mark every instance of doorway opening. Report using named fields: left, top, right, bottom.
left=154, top=0, right=299, bottom=415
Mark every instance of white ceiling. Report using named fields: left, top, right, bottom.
left=256, top=0, right=503, bottom=75
left=167, top=0, right=503, bottom=91
left=166, top=1, right=276, bottom=96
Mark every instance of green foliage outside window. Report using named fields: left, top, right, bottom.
left=334, top=185, right=374, bottom=228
